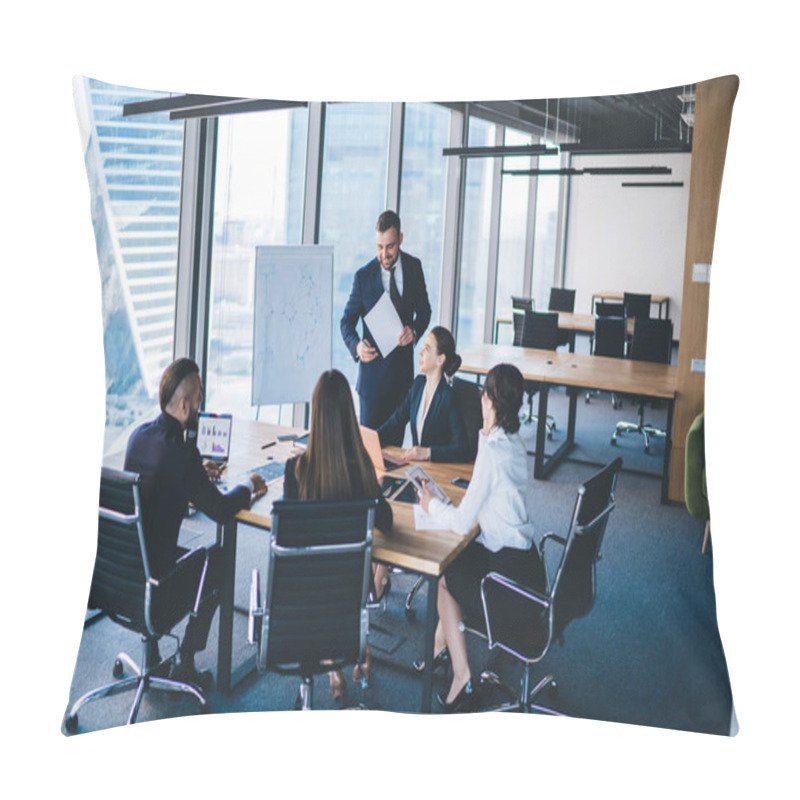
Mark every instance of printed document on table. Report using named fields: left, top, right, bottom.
left=364, top=292, right=404, bottom=358
left=413, top=505, right=452, bottom=531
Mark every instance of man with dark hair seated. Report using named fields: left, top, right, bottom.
left=124, top=358, right=267, bottom=691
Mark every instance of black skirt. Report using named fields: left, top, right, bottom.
left=444, top=538, right=546, bottom=626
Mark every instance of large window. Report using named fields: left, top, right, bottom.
left=531, top=147, right=561, bottom=310
left=399, top=103, right=451, bottom=326
left=76, top=78, right=184, bottom=457
left=206, top=108, right=308, bottom=421
left=455, top=118, right=497, bottom=350
left=319, top=102, right=392, bottom=384
left=494, top=128, right=534, bottom=343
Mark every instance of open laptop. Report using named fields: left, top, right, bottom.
left=359, top=425, right=408, bottom=472
left=196, top=412, right=233, bottom=464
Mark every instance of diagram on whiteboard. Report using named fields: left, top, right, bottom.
left=252, top=245, right=333, bottom=406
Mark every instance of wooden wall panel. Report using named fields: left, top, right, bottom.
left=668, top=75, right=739, bottom=503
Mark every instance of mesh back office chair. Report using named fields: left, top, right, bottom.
left=611, top=318, right=673, bottom=453
left=511, top=296, right=533, bottom=347
left=585, top=312, right=627, bottom=407
left=248, top=498, right=375, bottom=710
left=463, top=458, right=622, bottom=714
left=623, top=292, right=651, bottom=321
left=548, top=287, right=576, bottom=348
left=520, top=309, right=559, bottom=437
left=404, top=377, right=482, bottom=617
left=63, top=468, right=209, bottom=734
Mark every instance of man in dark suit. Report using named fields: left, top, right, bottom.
left=124, top=358, right=267, bottom=691
left=340, top=210, right=432, bottom=429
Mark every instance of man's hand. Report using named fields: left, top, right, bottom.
left=398, top=325, right=414, bottom=347
left=357, top=339, right=379, bottom=363
left=203, top=460, right=225, bottom=482
left=249, top=474, right=268, bottom=501
left=404, top=445, right=431, bottom=462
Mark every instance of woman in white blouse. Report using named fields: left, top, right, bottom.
left=418, top=362, right=546, bottom=713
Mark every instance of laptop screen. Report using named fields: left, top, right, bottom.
left=197, top=412, right=232, bottom=461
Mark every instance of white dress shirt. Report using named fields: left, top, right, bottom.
left=427, top=426, right=535, bottom=552
left=380, top=253, right=404, bottom=296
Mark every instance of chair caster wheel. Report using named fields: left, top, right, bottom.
left=404, top=607, right=415, bottom=619
left=644, top=445, right=650, bottom=454
left=63, top=714, right=78, bottom=735
left=610, top=437, right=617, bottom=446
left=113, top=659, right=124, bottom=679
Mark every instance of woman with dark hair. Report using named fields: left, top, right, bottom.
left=283, top=369, right=393, bottom=703
left=418, top=363, right=546, bottom=713
left=377, top=325, right=468, bottom=463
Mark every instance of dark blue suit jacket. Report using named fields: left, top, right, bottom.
left=124, top=412, right=251, bottom=578
left=340, top=251, right=431, bottom=429
left=377, top=375, right=468, bottom=463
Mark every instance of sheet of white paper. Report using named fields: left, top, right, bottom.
left=413, top=504, right=453, bottom=531
left=364, top=291, right=404, bottom=358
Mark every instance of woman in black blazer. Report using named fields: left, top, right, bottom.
left=377, top=326, right=467, bottom=463
left=283, top=369, right=392, bottom=704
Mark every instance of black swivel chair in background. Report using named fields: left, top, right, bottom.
left=511, top=295, right=533, bottom=346
left=548, top=287, right=576, bottom=349
left=623, top=291, right=651, bottom=321
left=521, top=309, right=559, bottom=437
left=464, top=457, right=622, bottom=714
left=585, top=310, right=627, bottom=407
left=63, top=467, right=209, bottom=734
left=611, top=318, right=674, bottom=453
left=248, top=498, right=375, bottom=710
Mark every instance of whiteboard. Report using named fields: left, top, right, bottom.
left=252, top=245, right=333, bottom=406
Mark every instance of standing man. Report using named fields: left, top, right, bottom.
left=341, top=210, right=432, bottom=429
left=124, top=357, right=267, bottom=691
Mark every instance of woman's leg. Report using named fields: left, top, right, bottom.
left=437, top=575, right=471, bottom=703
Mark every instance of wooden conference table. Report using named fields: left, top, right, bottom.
left=493, top=310, right=634, bottom=348
left=458, top=344, right=677, bottom=503
left=214, top=420, right=477, bottom=713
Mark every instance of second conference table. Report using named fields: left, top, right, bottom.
left=458, top=344, right=677, bottom=503
left=214, top=420, right=477, bottom=713
left=493, top=310, right=634, bottom=348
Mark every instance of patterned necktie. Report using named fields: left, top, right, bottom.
left=389, top=265, right=403, bottom=320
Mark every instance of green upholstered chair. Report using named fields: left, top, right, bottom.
left=684, top=412, right=710, bottom=554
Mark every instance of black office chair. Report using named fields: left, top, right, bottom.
left=511, top=296, right=533, bottom=347
left=248, top=498, right=375, bottom=710
left=520, top=309, right=559, bottom=437
left=548, top=287, right=576, bottom=348
left=623, top=292, right=651, bottom=321
left=464, top=457, right=622, bottom=714
left=585, top=312, right=627, bottom=407
left=63, top=468, right=209, bottom=734
left=611, top=318, right=674, bottom=453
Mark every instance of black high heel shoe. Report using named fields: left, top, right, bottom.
left=436, top=678, right=475, bottom=713
left=412, top=647, right=450, bottom=675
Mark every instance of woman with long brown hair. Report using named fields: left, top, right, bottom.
left=283, top=369, right=392, bottom=704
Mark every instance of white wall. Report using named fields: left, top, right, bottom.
left=564, top=152, right=691, bottom=339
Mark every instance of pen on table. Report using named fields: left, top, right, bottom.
left=261, top=440, right=277, bottom=450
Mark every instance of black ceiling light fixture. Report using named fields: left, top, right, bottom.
left=442, top=144, right=559, bottom=158
left=501, top=165, right=673, bottom=178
